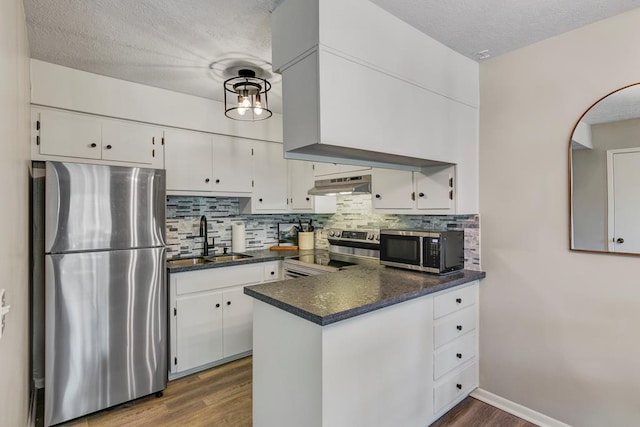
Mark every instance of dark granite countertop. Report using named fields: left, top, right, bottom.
left=244, top=266, right=485, bottom=326
left=166, top=248, right=314, bottom=273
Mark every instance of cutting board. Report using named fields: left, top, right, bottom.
left=269, top=245, right=299, bottom=251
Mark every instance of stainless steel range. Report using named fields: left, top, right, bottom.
left=283, top=229, right=380, bottom=278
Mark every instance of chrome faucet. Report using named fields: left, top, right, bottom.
left=199, top=215, right=209, bottom=256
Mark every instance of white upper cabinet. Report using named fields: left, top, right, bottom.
left=37, top=109, right=101, bottom=159
left=211, top=134, right=253, bottom=193
left=371, top=168, right=414, bottom=210
left=371, top=165, right=456, bottom=214
left=101, top=120, right=162, bottom=165
left=33, top=108, right=163, bottom=168
left=288, top=160, right=314, bottom=211
left=164, top=129, right=213, bottom=192
left=164, top=129, right=255, bottom=196
left=287, top=160, right=337, bottom=213
left=415, top=165, right=455, bottom=212
left=272, top=0, right=479, bottom=213
left=243, top=141, right=288, bottom=213
left=313, top=162, right=371, bottom=178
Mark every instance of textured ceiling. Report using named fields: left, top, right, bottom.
left=24, top=0, right=640, bottom=112
left=582, top=84, right=640, bottom=125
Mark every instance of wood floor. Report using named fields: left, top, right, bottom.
left=45, top=356, right=535, bottom=427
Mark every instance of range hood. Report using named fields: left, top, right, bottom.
left=308, top=175, right=371, bottom=196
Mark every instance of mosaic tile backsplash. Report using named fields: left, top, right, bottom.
left=166, top=195, right=480, bottom=270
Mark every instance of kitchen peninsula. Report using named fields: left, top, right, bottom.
left=245, top=266, right=485, bottom=427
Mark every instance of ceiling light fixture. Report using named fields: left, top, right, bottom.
left=224, top=68, right=273, bottom=121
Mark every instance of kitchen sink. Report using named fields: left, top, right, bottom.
left=167, top=257, right=212, bottom=267
left=208, top=254, right=253, bottom=262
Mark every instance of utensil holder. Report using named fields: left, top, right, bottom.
left=297, top=232, right=314, bottom=250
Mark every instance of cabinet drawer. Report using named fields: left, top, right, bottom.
left=434, top=363, right=477, bottom=414
left=262, top=261, right=281, bottom=282
left=174, top=264, right=264, bottom=295
left=434, top=331, right=476, bottom=379
left=433, top=283, right=477, bottom=319
left=434, top=305, right=477, bottom=349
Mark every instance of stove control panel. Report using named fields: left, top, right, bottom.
left=327, top=229, right=379, bottom=243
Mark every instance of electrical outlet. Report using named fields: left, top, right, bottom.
left=0, top=289, right=10, bottom=340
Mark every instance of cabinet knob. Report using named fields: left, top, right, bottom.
left=456, top=383, right=462, bottom=390
left=375, top=194, right=381, bottom=199
left=305, top=197, right=310, bottom=201
left=258, top=198, right=263, bottom=202
left=456, top=353, right=462, bottom=359
left=105, top=144, right=112, bottom=149
left=215, top=179, right=220, bottom=184
left=215, top=303, right=220, bottom=308
left=616, top=237, right=625, bottom=244
left=418, top=192, right=425, bottom=198
left=90, top=143, right=97, bottom=148
left=227, top=301, right=231, bottom=306
left=205, top=178, right=210, bottom=183
left=456, top=298, right=462, bottom=304
left=270, top=271, right=275, bottom=275
left=456, top=325, right=463, bottom=331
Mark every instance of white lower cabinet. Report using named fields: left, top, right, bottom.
left=431, top=281, right=479, bottom=419
left=169, top=261, right=281, bottom=378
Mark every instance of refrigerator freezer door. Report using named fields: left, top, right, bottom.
left=45, top=161, right=166, bottom=253
left=44, top=247, right=167, bottom=426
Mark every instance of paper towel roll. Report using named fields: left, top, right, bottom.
left=231, top=222, right=246, bottom=253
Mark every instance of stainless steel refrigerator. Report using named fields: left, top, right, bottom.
left=43, top=161, right=167, bottom=426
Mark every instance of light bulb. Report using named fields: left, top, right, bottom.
left=238, top=107, right=247, bottom=116
left=254, top=94, right=263, bottom=115
left=241, top=97, right=251, bottom=108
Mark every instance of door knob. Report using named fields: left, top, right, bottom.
left=616, top=237, right=625, bottom=244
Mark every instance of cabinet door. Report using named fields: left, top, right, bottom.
left=211, top=134, right=253, bottom=193
left=253, top=141, right=288, bottom=211
left=371, top=168, right=414, bottom=210
left=38, top=110, right=102, bottom=159
left=176, top=291, right=223, bottom=372
left=222, top=287, right=255, bottom=358
left=415, top=165, right=455, bottom=211
left=101, top=120, right=161, bottom=165
left=164, top=129, right=213, bottom=192
left=288, top=160, right=314, bottom=211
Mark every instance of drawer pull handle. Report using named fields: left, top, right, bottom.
left=456, top=298, right=462, bottom=304
left=456, top=353, right=462, bottom=359
left=456, top=383, right=462, bottom=390
left=456, top=325, right=463, bottom=331
left=215, top=303, right=220, bottom=308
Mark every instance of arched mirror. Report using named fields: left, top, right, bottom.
left=570, top=83, right=640, bottom=254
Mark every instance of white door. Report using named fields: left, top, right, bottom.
left=608, top=149, right=640, bottom=252
left=101, top=120, right=161, bottom=165
left=288, top=160, right=314, bottom=211
left=415, top=165, right=455, bottom=211
left=371, top=168, right=414, bottom=210
left=253, top=141, right=288, bottom=211
left=164, top=129, right=213, bottom=192
left=222, top=287, right=254, bottom=358
left=176, top=291, right=224, bottom=372
left=211, top=134, right=253, bottom=193
left=38, top=110, right=102, bottom=159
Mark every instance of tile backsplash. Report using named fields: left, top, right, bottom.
left=166, top=195, right=480, bottom=270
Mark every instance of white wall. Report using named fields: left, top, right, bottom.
left=30, top=59, right=283, bottom=143
left=0, top=0, right=31, bottom=426
left=480, top=9, right=640, bottom=427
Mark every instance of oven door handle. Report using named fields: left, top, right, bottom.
left=285, top=270, right=310, bottom=279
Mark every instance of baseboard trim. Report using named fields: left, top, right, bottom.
left=470, top=388, right=571, bottom=427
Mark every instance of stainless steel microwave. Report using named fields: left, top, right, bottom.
left=379, top=229, right=464, bottom=274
